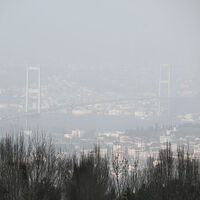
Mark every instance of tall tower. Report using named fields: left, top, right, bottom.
left=158, top=64, right=171, bottom=117
left=25, top=66, right=41, bottom=114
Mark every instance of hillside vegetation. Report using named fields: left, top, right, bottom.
left=0, top=135, right=199, bottom=200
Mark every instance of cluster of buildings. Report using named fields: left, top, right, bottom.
left=53, top=124, right=200, bottom=167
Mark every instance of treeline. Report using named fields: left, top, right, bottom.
left=0, top=135, right=200, bottom=200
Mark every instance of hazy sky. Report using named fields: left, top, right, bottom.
left=0, top=0, right=200, bottom=67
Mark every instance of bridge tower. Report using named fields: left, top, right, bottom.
left=158, top=64, right=171, bottom=117
left=25, top=66, right=41, bottom=114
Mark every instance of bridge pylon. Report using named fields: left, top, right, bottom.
left=158, top=64, right=171, bottom=117
left=25, top=66, right=41, bottom=114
